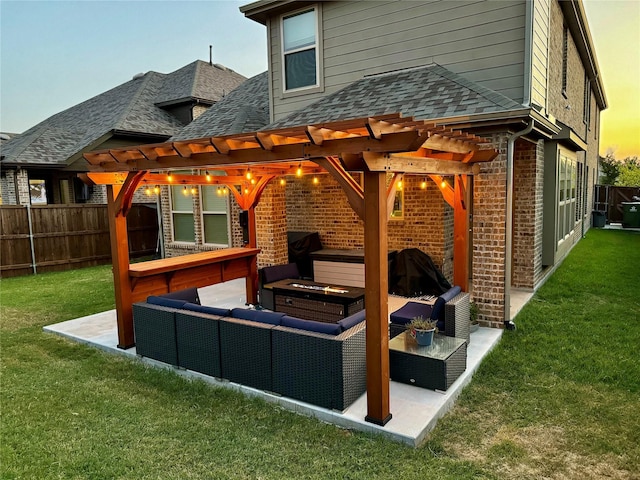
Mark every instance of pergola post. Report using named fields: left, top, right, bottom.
left=453, top=175, right=470, bottom=291
left=363, top=170, right=392, bottom=426
left=106, top=184, right=135, bottom=349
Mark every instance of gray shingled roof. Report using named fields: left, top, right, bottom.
left=265, top=64, right=524, bottom=130
left=1, top=61, right=246, bottom=167
left=156, top=61, right=246, bottom=105
left=172, top=72, right=269, bottom=140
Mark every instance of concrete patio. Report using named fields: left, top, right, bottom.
left=44, top=278, right=504, bottom=447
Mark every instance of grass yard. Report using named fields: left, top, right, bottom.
left=1, top=229, right=638, bottom=479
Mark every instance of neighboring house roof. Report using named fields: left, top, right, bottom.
left=155, top=61, right=246, bottom=107
left=172, top=72, right=269, bottom=140
left=1, top=61, right=246, bottom=168
left=266, top=64, right=524, bottom=130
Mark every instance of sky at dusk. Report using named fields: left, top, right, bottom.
left=1, top=0, right=638, bottom=159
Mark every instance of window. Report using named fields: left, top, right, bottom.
left=201, top=185, right=230, bottom=246
left=557, top=149, right=577, bottom=243
left=562, top=26, right=568, bottom=96
left=282, top=7, right=318, bottom=91
left=29, top=179, right=47, bottom=205
left=583, top=76, right=591, bottom=127
left=170, top=184, right=195, bottom=243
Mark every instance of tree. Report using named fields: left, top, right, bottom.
left=599, top=153, right=620, bottom=185
left=616, top=156, right=640, bottom=187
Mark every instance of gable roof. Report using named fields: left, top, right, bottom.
left=1, top=61, right=246, bottom=168
left=266, top=64, right=524, bottom=130
left=171, top=72, right=269, bottom=141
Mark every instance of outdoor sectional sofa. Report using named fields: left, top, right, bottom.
left=132, top=288, right=366, bottom=411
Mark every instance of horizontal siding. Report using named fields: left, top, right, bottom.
left=531, top=0, right=550, bottom=109
left=269, top=0, right=527, bottom=121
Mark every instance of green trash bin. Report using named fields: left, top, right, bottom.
left=621, top=202, right=640, bottom=228
left=591, top=210, right=606, bottom=228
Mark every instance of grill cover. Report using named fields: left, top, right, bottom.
left=389, top=248, right=451, bottom=296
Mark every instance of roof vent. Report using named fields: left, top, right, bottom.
left=213, top=63, right=227, bottom=71
left=132, top=72, right=145, bottom=80
left=0, top=133, right=10, bottom=141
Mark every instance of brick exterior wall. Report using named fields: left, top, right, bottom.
left=15, top=169, right=30, bottom=206
left=255, top=180, right=288, bottom=267
left=472, top=134, right=509, bottom=327
left=1, top=170, right=17, bottom=205
left=512, top=139, right=545, bottom=289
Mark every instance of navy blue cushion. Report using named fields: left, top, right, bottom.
left=430, top=286, right=462, bottom=320
left=389, top=302, right=433, bottom=325
left=158, top=287, right=200, bottom=305
left=146, top=296, right=187, bottom=309
left=281, top=316, right=342, bottom=335
left=183, top=303, right=230, bottom=317
left=262, top=263, right=300, bottom=283
left=338, top=309, right=366, bottom=331
left=231, top=308, right=285, bottom=325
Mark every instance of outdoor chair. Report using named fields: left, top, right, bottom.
left=258, top=262, right=301, bottom=310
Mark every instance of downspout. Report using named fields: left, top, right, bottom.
left=505, top=119, right=534, bottom=329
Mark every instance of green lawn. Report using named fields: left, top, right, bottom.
left=1, top=229, right=638, bottom=479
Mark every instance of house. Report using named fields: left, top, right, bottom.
left=0, top=60, right=246, bottom=206
left=149, top=0, right=604, bottom=326
left=79, top=0, right=605, bottom=427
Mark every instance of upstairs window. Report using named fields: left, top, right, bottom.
left=282, top=7, right=318, bottom=91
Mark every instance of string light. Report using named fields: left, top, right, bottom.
left=244, top=188, right=249, bottom=194
left=280, top=178, right=286, bottom=186
left=205, top=171, right=211, bottom=182
left=191, top=187, right=197, bottom=195
left=153, top=185, right=160, bottom=195
left=144, top=186, right=152, bottom=196
left=420, top=178, right=427, bottom=189
left=250, top=178, right=256, bottom=185
left=296, top=163, right=303, bottom=177
left=397, top=180, right=403, bottom=190
left=246, top=169, right=252, bottom=180
left=167, top=173, right=173, bottom=182
left=216, top=186, right=222, bottom=196
left=312, top=176, right=319, bottom=185
left=182, top=185, right=188, bottom=195
left=441, top=180, right=447, bottom=189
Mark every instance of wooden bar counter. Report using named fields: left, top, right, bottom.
left=128, top=247, right=260, bottom=304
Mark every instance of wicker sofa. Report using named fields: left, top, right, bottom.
left=389, top=286, right=471, bottom=342
left=132, top=289, right=366, bottom=411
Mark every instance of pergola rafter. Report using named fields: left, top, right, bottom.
left=81, top=113, right=498, bottom=427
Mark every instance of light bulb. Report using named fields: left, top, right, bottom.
left=280, top=178, right=286, bottom=186
left=296, top=164, right=303, bottom=177
left=313, top=176, right=319, bottom=185
left=182, top=186, right=188, bottom=195
left=145, top=186, right=152, bottom=196
left=153, top=185, right=160, bottom=195
left=205, top=171, right=211, bottom=181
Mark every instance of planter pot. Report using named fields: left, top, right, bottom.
left=470, top=322, right=480, bottom=333
left=409, top=327, right=435, bottom=346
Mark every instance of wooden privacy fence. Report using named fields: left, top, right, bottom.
left=0, top=204, right=159, bottom=278
left=593, top=185, right=640, bottom=224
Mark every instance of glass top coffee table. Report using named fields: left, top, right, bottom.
left=388, top=332, right=467, bottom=391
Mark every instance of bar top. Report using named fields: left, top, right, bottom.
left=129, top=247, right=260, bottom=277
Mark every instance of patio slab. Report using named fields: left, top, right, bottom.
left=43, top=278, right=502, bottom=447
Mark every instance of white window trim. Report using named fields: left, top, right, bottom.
left=199, top=185, right=232, bottom=247
left=280, top=4, right=323, bottom=97
left=169, top=184, right=196, bottom=245
left=556, top=147, right=577, bottom=246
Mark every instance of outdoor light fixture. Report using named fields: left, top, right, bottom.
left=191, top=187, right=197, bottom=195
left=420, top=178, right=427, bottom=189
left=205, top=171, right=211, bottom=182
left=153, top=185, right=160, bottom=195
left=144, top=186, right=152, bottom=196
left=182, top=186, right=188, bottom=195
left=296, top=164, right=303, bottom=177
left=313, top=176, right=319, bottom=185
left=167, top=173, right=173, bottom=182
left=280, top=178, right=286, bottom=186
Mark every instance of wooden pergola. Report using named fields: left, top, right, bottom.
left=82, top=113, right=497, bottom=426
